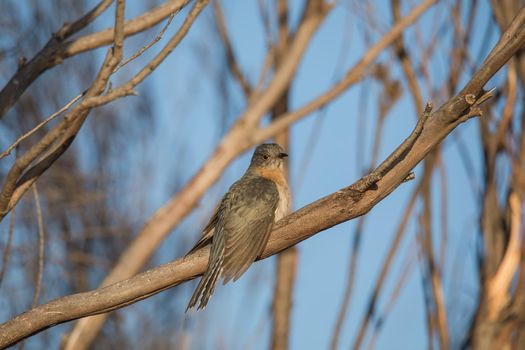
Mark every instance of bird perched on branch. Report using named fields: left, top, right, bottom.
left=186, top=143, right=290, bottom=310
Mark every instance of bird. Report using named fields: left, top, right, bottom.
left=186, top=143, right=290, bottom=310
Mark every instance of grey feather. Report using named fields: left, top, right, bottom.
left=186, top=174, right=279, bottom=310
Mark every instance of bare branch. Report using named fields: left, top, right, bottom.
left=330, top=218, right=363, bottom=350
left=31, top=185, right=45, bottom=307
left=0, top=92, right=84, bottom=160
left=352, top=185, right=419, bottom=349
left=487, top=193, right=522, bottom=320
left=391, top=0, right=424, bottom=113
left=55, top=0, right=114, bottom=40
left=366, top=244, right=417, bottom=350
left=351, top=102, right=432, bottom=193
left=113, top=12, right=176, bottom=74
left=213, top=1, right=252, bottom=96
left=112, top=0, right=126, bottom=63
left=420, top=159, right=449, bottom=350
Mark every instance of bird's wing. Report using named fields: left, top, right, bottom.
left=220, top=176, right=279, bottom=283
left=186, top=189, right=235, bottom=309
left=186, top=176, right=279, bottom=310
left=186, top=205, right=219, bottom=255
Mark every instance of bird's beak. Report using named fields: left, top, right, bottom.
left=278, top=152, right=288, bottom=158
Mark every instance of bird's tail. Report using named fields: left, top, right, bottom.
left=186, top=257, right=222, bottom=311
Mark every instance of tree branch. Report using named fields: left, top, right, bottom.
left=213, top=1, right=252, bottom=97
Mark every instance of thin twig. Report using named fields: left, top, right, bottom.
left=391, top=0, right=424, bottom=113
left=419, top=157, right=449, bottom=350
left=494, top=66, right=517, bottom=148
left=213, top=1, right=252, bottom=96
left=257, top=0, right=275, bottom=53
left=352, top=185, right=420, bottom=349
left=0, top=92, right=84, bottom=160
left=376, top=103, right=431, bottom=174
left=416, top=224, right=436, bottom=350
left=113, top=12, right=176, bottom=73
left=437, top=155, right=448, bottom=269
left=366, top=241, right=417, bottom=350
left=56, top=0, right=115, bottom=39
left=252, top=46, right=275, bottom=96
left=330, top=218, right=363, bottom=350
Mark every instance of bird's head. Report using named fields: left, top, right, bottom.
left=249, top=143, right=288, bottom=170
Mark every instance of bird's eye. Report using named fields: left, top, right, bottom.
left=263, top=154, right=269, bottom=160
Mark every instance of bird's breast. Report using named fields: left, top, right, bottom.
left=252, top=167, right=291, bottom=222
left=274, top=182, right=290, bottom=222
